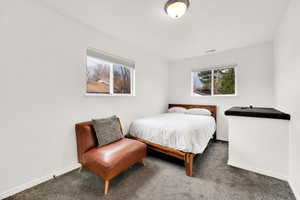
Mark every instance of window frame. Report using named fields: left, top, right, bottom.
left=191, top=65, right=237, bottom=97
left=85, top=49, right=135, bottom=97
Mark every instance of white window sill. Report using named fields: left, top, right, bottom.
left=191, top=94, right=237, bottom=97
left=85, top=93, right=135, bottom=97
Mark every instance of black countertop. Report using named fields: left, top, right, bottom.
left=224, top=107, right=291, bottom=120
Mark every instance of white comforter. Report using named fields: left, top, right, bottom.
left=129, top=113, right=216, bottom=154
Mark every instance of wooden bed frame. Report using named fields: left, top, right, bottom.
left=129, top=104, right=217, bottom=177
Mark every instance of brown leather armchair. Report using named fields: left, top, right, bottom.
left=75, top=120, right=147, bottom=195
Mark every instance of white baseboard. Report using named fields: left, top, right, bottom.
left=52, top=163, right=81, bottom=178
left=216, top=136, right=228, bottom=142
left=0, top=163, right=81, bottom=200
left=228, top=160, right=288, bottom=181
left=289, top=179, right=300, bottom=200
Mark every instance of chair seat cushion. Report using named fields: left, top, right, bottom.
left=83, top=138, right=146, bottom=179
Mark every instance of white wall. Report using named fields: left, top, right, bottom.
left=228, top=116, right=289, bottom=180
left=168, top=42, right=275, bottom=141
left=0, top=0, right=168, bottom=197
left=274, top=0, right=300, bottom=198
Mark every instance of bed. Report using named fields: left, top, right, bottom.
left=128, top=104, right=217, bottom=176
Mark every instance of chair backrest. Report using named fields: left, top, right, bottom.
left=75, top=121, right=98, bottom=164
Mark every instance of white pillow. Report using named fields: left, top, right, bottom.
left=168, top=107, right=187, bottom=113
left=185, top=108, right=212, bottom=116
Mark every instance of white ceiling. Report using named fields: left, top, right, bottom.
left=41, top=0, right=289, bottom=60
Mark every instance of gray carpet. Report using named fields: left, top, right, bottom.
left=6, top=141, right=296, bottom=200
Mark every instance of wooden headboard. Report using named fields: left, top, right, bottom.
left=168, top=104, right=217, bottom=121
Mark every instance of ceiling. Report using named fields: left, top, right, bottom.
left=41, top=0, right=289, bottom=61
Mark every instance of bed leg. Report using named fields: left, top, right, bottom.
left=184, top=153, right=194, bottom=177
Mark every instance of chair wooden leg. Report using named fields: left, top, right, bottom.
left=78, top=166, right=83, bottom=173
left=184, top=153, right=194, bottom=177
left=140, top=159, right=145, bottom=166
left=104, top=180, right=109, bottom=195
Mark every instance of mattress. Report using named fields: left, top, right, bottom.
left=129, top=113, right=216, bottom=154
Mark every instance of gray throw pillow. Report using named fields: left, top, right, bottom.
left=92, top=115, right=124, bottom=146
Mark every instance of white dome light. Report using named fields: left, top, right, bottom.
left=165, top=0, right=190, bottom=19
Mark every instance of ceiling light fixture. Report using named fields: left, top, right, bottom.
left=165, top=0, right=190, bottom=19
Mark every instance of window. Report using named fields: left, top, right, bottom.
left=192, top=66, right=236, bottom=96
left=86, top=48, right=135, bottom=96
